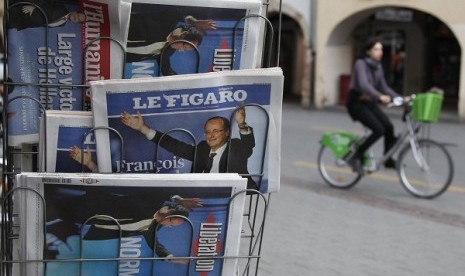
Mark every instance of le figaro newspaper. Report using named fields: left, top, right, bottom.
left=91, top=67, right=283, bottom=193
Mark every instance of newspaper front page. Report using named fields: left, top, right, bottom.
left=123, top=0, right=264, bottom=78
left=18, top=172, right=246, bottom=276
left=6, top=0, right=127, bottom=145
left=91, top=68, right=283, bottom=193
left=39, top=110, right=95, bottom=172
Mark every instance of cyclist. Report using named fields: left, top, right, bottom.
left=345, top=37, right=407, bottom=174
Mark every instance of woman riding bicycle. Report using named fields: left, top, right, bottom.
left=345, top=37, right=408, bottom=174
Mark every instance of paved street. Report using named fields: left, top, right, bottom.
left=2, top=102, right=464, bottom=276
left=258, top=102, right=465, bottom=275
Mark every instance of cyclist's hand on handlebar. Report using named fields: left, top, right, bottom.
left=388, top=95, right=413, bottom=108
left=379, top=95, right=391, bottom=104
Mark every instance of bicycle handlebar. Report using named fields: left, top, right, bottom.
left=387, top=95, right=414, bottom=108
left=387, top=96, right=405, bottom=108
left=386, top=94, right=416, bottom=122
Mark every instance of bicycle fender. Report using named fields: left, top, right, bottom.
left=320, top=131, right=357, bottom=159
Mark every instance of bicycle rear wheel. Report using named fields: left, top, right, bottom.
left=317, top=145, right=362, bottom=189
left=398, top=139, right=453, bottom=199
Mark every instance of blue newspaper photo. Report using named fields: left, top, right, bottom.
left=124, top=0, right=263, bottom=78
left=91, top=68, right=283, bottom=193
left=21, top=173, right=246, bottom=276
left=6, top=0, right=124, bottom=145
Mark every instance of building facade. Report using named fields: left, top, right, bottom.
left=270, top=0, right=465, bottom=121
left=2, top=0, right=464, bottom=120
left=268, top=0, right=313, bottom=106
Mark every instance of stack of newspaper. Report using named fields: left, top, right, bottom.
left=6, top=0, right=282, bottom=275
left=38, top=110, right=94, bottom=173
left=6, top=0, right=265, bottom=146
left=40, top=67, right=283, bottom=193
left=15, top=172, right=247, bottom=276
left=6, top=0, right=130, bottom=145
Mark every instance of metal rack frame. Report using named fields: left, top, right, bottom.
left=1, top=0, right=282, bottom=275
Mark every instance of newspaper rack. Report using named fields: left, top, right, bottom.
left=1, top=0, right=282, bottom=275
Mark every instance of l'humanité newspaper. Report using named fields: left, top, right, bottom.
left=6, top=0, right=128, bottom=146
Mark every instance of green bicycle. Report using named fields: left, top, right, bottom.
left=317, top=93, right=454, bottom=199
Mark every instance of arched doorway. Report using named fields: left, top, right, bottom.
left=266, top=13, right=303, bottom=102
left=423, top=17, right=461, bottom=110
left=327, top=6, right=461, bottom=111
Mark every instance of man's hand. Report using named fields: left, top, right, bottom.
left=121, top=111, right=153, bottom=136
left=185, top=16, right=217, bottom=33
left=192, top=19, right=217, bottom=32
left=235, top=106, right=248, bottom=129
left=69, top=146, right=98, bottom=172
left=379, top=95, right=391, bottom=104
left=22, top=5, right=35, bottom=16
left=121, top=111, right=146, bottom=131
left=69, top=146, right=88, bottom=164
left=172, top=195, right=203, bottom=211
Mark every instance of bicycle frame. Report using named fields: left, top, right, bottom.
left=369, top=107, right=424, bottom=172
left=318, top=94, right=453, bottom=198
left=319, top=100, right=427, bottom=173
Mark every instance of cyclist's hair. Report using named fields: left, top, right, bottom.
left=363, top=36, right=382, bottom=52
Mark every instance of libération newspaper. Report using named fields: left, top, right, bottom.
left=123, top=0, right=264, bottom=78
left=17, top=172, right=246, bottom=276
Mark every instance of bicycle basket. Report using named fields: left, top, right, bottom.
left=412, top=92, right=443, bottom=123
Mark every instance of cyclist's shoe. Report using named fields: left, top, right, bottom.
left=347, top=156, right=364, bottom=175
left=384, top=158, right=397, bottom=169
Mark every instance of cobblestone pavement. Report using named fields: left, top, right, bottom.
left=256, top=103, right=465, bottom=276
left=258, top=175, right=465, bottom=276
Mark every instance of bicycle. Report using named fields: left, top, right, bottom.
left=317, top=93, right=454, bottom=199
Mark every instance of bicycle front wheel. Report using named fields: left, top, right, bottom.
left=317, top=145, right=362, bottom=189
left=398, top=139, right=453, bottom=199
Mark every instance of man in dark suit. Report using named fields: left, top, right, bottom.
left=126, top=12, right=216, bottom=76
left=8, top=0, right=86, bottom=30
left=126, top=3, right=218, bottom=50
left=46, top=189, right=200, bottom=264
left=126, top=25, right=205, bottom=76
left=82, top=196, right=197, bottom=264
left=120, top=107, right=258, bottom=190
